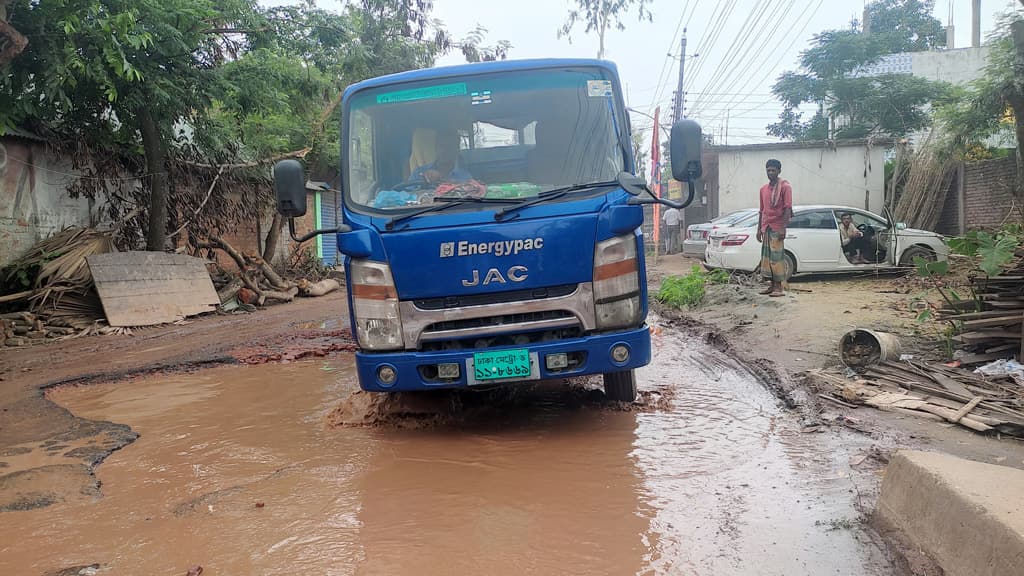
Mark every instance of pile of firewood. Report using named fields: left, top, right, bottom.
left=199, top=236, right=340, bottom=308
left=2, top=311, right=87, bottom=347
left=939, top=257, right=1024, bottom=365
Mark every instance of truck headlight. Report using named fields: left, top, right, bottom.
left=593, top=234, right=642, bottom=329
left=350, top=259, right=404, bottom=350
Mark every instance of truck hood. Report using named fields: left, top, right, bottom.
left=382, top=214, right=598, bottom=300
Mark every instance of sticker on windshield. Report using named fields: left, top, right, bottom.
left=376, top=82, right=467, bottom=104
left=587, top=80, right=613, bottom=97
left=471, top=90, right=492, bottom=105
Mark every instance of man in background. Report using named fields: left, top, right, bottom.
left=756, top=159, right=793, bottom=297
left=662, top=206, right=681, bottom=254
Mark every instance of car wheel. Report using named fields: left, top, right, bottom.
left=899, top=245, right=934, bottom=266
left=783, top=252, right=796, bottom=282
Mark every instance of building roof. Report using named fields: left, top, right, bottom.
left=2, top=127, right=47, bottom=142
left=709, top=138, right=895, bottom=152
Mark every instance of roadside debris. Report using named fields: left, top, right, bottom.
left=0, top=227, right=114, bottom=330
left=839, top=328, right=902, bottom=369
left=88, top=252, right=219, bottom=327
left=938, top=258, right=1024, bottom=365
left=813, top=360, right=1024, bottom=437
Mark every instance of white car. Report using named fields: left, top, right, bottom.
left=704, top=205, right=948, bottom=279
left=681, top=209, right=758, bottom=258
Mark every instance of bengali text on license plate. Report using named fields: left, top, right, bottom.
left=472, top=349, right=531, bottom=381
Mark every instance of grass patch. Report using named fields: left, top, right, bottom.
left=656, top=265, right=730, bottom=309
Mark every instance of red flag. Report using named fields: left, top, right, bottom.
left=650, top=107, right=661, bottom=246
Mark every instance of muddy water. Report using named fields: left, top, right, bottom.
left=1, top=328, right=895, bottom=575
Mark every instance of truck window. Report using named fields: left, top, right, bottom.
left=344, top=68, right=626, bottom=211
left=349, top=109, right=376, bottom=206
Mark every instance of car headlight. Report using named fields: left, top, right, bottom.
left=593, top=234, right=642, bottom=329
left=350, top=259, right=404, bottom=350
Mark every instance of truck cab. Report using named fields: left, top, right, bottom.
left=273, top=59, right=701, bottom=402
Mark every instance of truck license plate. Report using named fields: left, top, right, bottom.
left=472, top=349, right=532, bottom=381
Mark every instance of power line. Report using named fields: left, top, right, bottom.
left=699, top=0, right=799, bottom=111
left=678, top=0, right=737, bottom=112
left=700, top=0, right=821, bottom=125
left=645, top=1, right=691, bottom=118
left=688, top=0, right=779, bottom=113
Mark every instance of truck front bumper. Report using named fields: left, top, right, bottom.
left=355, top=326, right=652, bottom=392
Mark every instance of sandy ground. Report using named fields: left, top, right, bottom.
left=647, top=253, right=1024, bottom=471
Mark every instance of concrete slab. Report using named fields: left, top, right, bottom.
left=879, top=450, right=1024, bottom=576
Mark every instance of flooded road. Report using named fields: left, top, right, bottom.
left=1, top=326, right=897, bottom=575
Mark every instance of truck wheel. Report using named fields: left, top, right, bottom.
left=603, top=370, right=637, bottom=402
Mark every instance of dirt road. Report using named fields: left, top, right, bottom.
left=1, top=320, right=901, bottom=575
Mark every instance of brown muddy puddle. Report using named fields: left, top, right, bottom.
left=2, top=328, right=897, bottom=575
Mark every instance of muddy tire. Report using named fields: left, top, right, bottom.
left=783, top=252, right=796, bottom=282
left=603, top=370, right=637, bottom=402
left=899, top=245, right=934, bottom=266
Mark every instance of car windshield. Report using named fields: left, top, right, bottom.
left=345, top=67, right=627, bottom=212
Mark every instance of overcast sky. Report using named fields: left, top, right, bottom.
left=314, top=0, right=1023, bottom=148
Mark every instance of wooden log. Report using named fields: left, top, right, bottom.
left=251, top=256, right=293, bottom=291
left=217, top=277, right=244, bottom=304
left=262, top=286, right=299, bottom=302
left=298, top=278, right=341, bottom=297
left=0, top=290, right=32, bottom=303
left=952, top=397, right=984, bottom=423
left=0, top=311, right=34, bottom=321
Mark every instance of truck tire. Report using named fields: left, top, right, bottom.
left=603, top=370, right=637, bottom=402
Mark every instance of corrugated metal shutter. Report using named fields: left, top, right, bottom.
left=318, top=189, right=342, bottom=267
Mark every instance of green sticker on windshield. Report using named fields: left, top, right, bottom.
left=376, top=82, right=468, bottom=104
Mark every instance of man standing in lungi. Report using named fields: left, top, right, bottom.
left=756, top=159, right=792, bottom=297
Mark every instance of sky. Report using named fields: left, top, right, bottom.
left=419, top=0, right=1023, bottom=148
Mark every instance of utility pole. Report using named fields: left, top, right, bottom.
left=672, top=31, right=687, bottom=123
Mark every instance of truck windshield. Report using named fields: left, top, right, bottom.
left=344, top=67, right=627, bottom=212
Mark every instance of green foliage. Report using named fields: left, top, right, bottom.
left=947, top=227, right=1022, bottom=276
left=656, top=265, right=727, bottom=309
left=913, top=255, right=948, bottom=277
left=977, top=233, right=1020, bottom=276
left=768, top=0, right=950, bottom=140
left=933, top=13, right=1023, bottom=158
left=558, top=0, right=651, bottom=57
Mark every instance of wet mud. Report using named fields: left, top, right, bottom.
left=2, top=324, right=901, bottom=575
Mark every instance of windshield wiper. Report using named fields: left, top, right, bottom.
left=494, top=180, right=619, bottom=221
left=385, top=196, right=517, bottom=230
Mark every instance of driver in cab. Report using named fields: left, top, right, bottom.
left=409, top=129, right=472, bottom=184
left=839, top=212, right=870, bottom=264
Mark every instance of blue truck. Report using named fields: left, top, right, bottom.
left=273, top=59, right=702, bottom=401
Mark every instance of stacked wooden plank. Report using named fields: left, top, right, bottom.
left=939, top=264, right=1024, bottom=365
left=816, top=360, right=1024, bottom=438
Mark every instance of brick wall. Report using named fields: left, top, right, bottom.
left=962, top=156, right=1020, bottom=230
left=935, top=168, right=960, bottom=236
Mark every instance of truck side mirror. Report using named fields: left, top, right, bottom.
left=274, top=159, right=308, bottom=217
left=670, top=119, right=703, bottom=182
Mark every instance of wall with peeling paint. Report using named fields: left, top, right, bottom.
left=0, top=136, right=111, bottom=266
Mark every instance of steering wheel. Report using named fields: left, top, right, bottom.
left=856, top=223, right=876, bottom=237
left=392, top=179, right=433, bottom=192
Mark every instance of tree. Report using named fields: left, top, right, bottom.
left=456, top=25, right=511, bottom=63
left=0, top=0, right=28, bottom=66
left=935, top=12, right=1024, bottom=198
left=558, top=0, right=651, bottom=59
left=768, top=0, right=950, bottom=140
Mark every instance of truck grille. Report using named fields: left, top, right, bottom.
left=413, top=284, right=578, bottom=310
left=423, top=310, right=577, bottom=335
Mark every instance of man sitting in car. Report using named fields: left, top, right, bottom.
left=839, top=212, right=870, bottom=264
